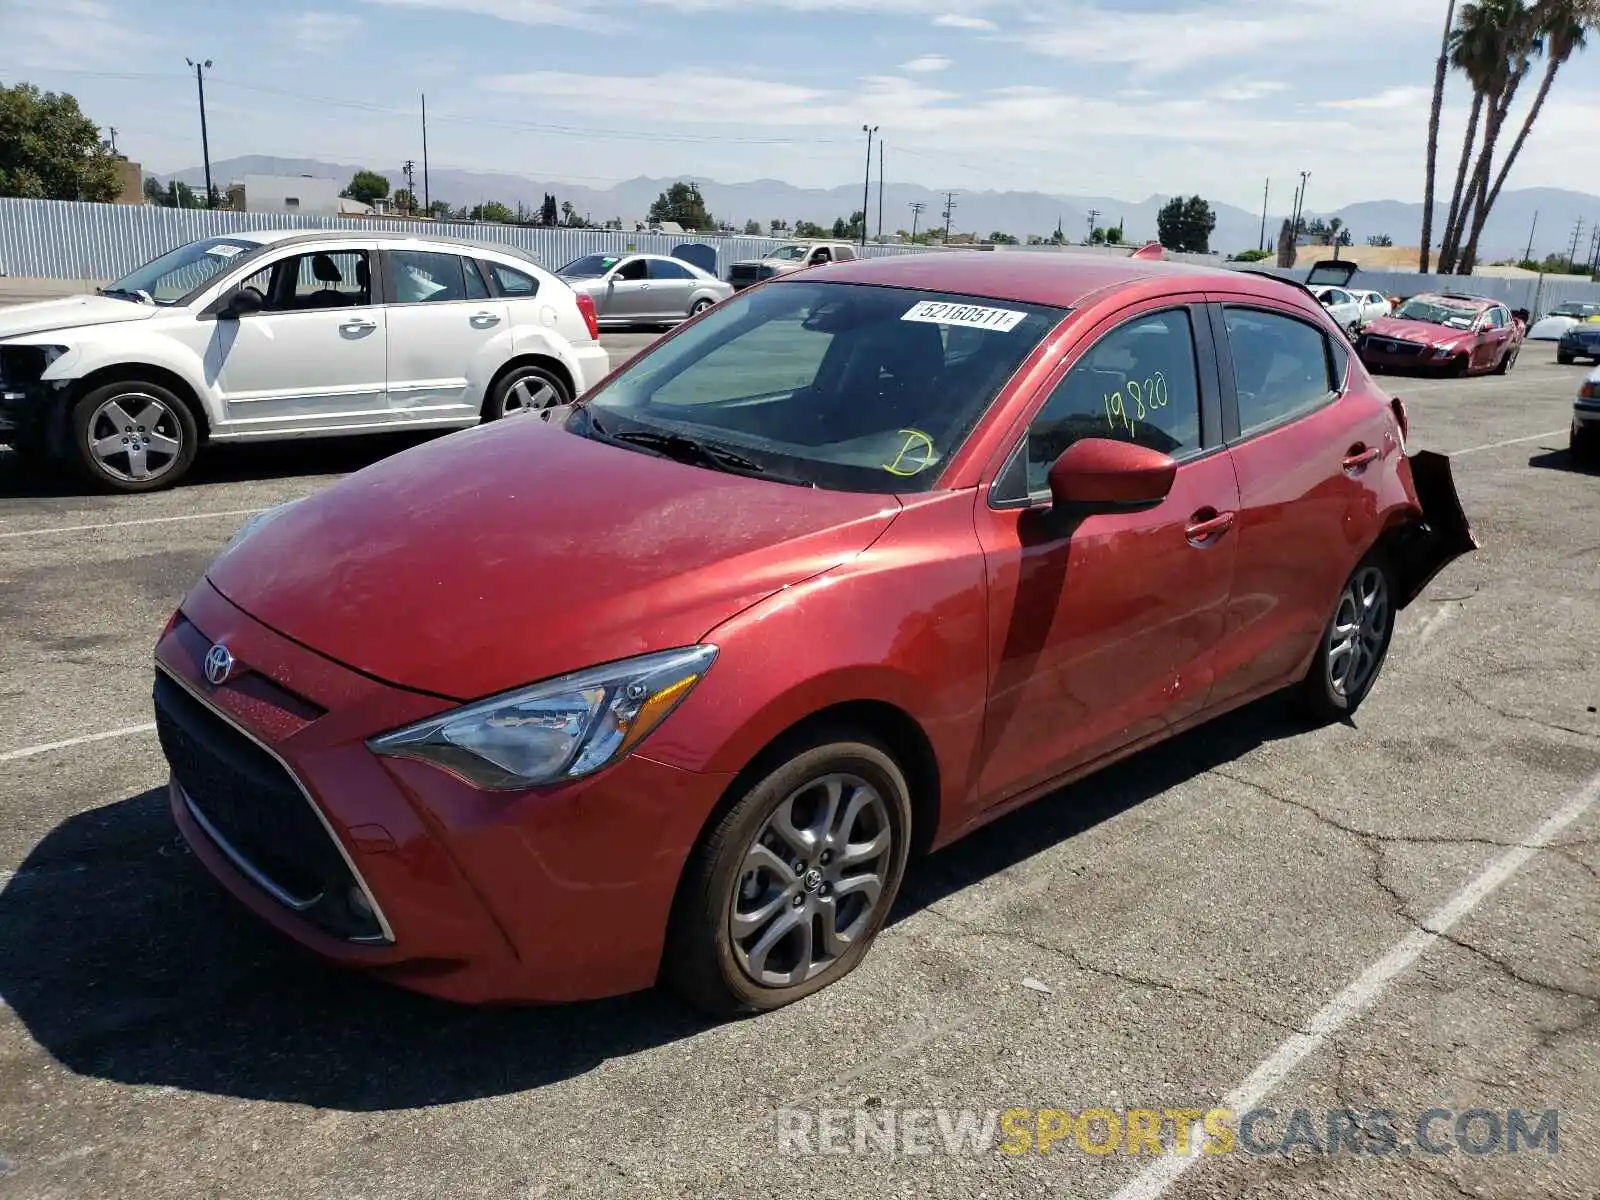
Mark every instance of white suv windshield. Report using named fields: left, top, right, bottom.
left=572, top=280, right=1065, bottom=494
left=766, top=246, right=810, bottom=262
left=104, top=237, right=260, bottom=305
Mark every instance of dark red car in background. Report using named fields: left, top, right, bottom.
left=1357, top=291, right=1523, bottom=376
left=153, top=254, right=1475, bottom=1015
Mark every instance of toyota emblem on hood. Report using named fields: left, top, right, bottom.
left=203, top=643, right=236, bottom=686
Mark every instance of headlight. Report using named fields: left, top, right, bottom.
left=219, top=500, right=301, bottom=557
left=368, top=645, right=717, bottom=790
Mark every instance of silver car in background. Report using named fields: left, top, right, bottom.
left=556, top=253, right=732, bottom=327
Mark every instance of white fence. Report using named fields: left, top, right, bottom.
left=1241, top=263, right=1600, bottom=315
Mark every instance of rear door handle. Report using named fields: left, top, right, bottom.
left=470, top=311, right=501, bottom=327
left=1185, top=509, right=1236, bottom=546
left=1342, top=445, right=1380, bottom=473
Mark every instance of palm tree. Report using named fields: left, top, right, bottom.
left=1437, top=0, right=1509, bottom=273
left=1457, top=0, right=1599, bottom=271
left=1421, top=0, right=1458, bottom=272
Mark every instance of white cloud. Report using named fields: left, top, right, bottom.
left=933, top=13, right=996, bottom=28
left=286, top=11, right=364, bottom=52
left=900, top=54, right=952, bottom=72
left=1321, top=86, right=1430, bottom=110
left=0, top=0, right=159, bottom=69
left=1206, top=80, right=1289, bottom=103
left=361, top=0, right=611, bottom=30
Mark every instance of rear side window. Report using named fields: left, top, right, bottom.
left=648, top=259, right=694, bottom=280
left=1223, top=308, right=1335, bottom=437
left=1023, top=308, right=1203, bottom=493
left=391, top=250, right=467, bottom=304
left=487, top=262, right=538, bottom=297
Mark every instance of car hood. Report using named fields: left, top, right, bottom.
left=0, top=295, right=157, bottom=339
left=206, top=417, right=902, bottom=700
left=1363, top=316, right=1473, bottom=346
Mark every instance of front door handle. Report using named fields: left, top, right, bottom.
left=1342, top=445, right=1380, bottom=473
left=340, top=318, right=378, bottom=333
left=469, top=311, right=501, bottom=327
left=1185, top=509, right=1236, bottom=546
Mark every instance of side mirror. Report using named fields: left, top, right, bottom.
left=222, top=288, right=263, bottom=319
left=1047, top=438, right=1177, bottom=510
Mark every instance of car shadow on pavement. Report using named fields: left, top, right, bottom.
left=0, top=701, right=1303, bottom=1112
left=0, top=433, right=445, bottom=499
left=1528, top=448, right=1598, bottom=475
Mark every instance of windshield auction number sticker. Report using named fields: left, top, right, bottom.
left=901, top=301, right=1027, bottom=332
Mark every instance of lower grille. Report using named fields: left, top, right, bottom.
left=1366, top=337, right=1426, bottom=356
left=155, top=670, right=388, bottom=942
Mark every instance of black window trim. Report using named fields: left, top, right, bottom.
left=1209, top=300, right=1344, bottom=448
left=988, top=299, right=1225, bottom=511
left=379, top=247, right=489, bottom=308
left=478, top=256, right=541, bottom=299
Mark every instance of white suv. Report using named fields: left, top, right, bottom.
left=0, top=230, right=611, bottom=492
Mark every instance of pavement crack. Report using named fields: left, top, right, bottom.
left=921, top=904, right=1307, bottom=1037
left=1426, top=927, right=1600, bottom=1005
left=1449, top=680, right=1598, bottom=740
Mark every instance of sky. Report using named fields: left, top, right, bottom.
left=1, top=0, right=1597, bottom=212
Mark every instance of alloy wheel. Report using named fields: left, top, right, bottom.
left=729, top=773, right=893, bottom=988
left=503, top=375, right=561, bottom=415
left=85, top=392, right=184, bottom=483
left=1326, top=566, right=1390, bottom=701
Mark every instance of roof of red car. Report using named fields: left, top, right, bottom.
left=806, top=250, right=1288, bottom=308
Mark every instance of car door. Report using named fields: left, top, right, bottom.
left=600, top=256, right=653, bottom=322
left=207, top=244, right=388, bottom=430
left=1203, top=299, right=1390, bottom=707
left=971, top=298, right=1240, bottom=805
left=381, top=248, right=508, bottom=421
left=1476, top=305, right=1511, bottom=368
left=645, top=256, right=696, bottom=319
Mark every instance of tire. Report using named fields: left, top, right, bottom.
left=1494, top=345, right=1517, bottom=374
left=482, top=362, right=570, bottom=422
left=1573, top=425, right=1600, bottom=468
left=1298, top=552, right=1396, bottom=722
left=1557, top=351, right=1574, bottom=365
left=1445, top=354, right=1469, bottom=378
left=69, top=379, right=198, bottom=493
left=689, top=298, right=714, bottom=317
left=663, top=733, right=913, bottom=1016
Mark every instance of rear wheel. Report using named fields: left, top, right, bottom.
left=69, top=379, right=198, bottom=493
left=482, top=363, right=570, bottom=421
left=1298, top=554, right=1396, bottom=721
left=689, top=298, right=713, bottom=317
left=663, top=733, right=912, bottom=1016
left=1557, top=351, right=1575, bottom=365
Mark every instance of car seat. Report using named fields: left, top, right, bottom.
left=303, top=253, right=353, bottom=307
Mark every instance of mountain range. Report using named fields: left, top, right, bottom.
left=157, top=156, right=1600, bottom=264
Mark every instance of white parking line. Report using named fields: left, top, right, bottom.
left=1447, top=428, right=1565, bottom=457
left=0, top=723, right=157, bottom=764
left=1107, top=766, right=1600, bottom=1200
left=0, top=506, right=270, bottom=541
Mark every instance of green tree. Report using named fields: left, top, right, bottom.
left=989, top=231, right=1019, bottom=245
left=343, top=169, right=390, bottom=206
left=1156, top=195, right=1217, bottom=253
left=167, top=179, right=203, bottom=209
left=648, top=181, right=711, bottom=230
left=428, top=199, right=452, bottom=218
left=830, top=210, right=866, bottom=241
left=393, top=187, right=415, bottom=214
left=1229, top=248, right=1273, bottom=262
left=1367, top=233, right=1395, bottom=246
left=769, top=218, right=789, bottom=235
left=142, top=176, right=168, bottom=206
left=1106, top=224, right=1125, bottom=245
left=0, top=82, right=120, bottom=200
left=470, top=200, right=515, bottom=223
left=1089, top=226, right=1107, bottom=245
left=742, top=219, right=762, bottom=235
left=794, top=219, right=828, bottom=238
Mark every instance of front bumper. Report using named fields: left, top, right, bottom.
left=1558, top=338, right=1600, bottom=360
left=1358, top=337, right=1458, bottom=371
left=156, top=580, right=734, bottom=1004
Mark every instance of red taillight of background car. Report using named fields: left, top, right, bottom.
left=575, top=293, right=600, bottom=342
left=1581, top=380, right=1599, bottom=400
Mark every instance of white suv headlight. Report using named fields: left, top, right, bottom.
left=368, top=645, right=717, bottom=790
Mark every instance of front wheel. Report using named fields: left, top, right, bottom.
left=1298, top=554, right=1396, bottom=721
left=689, top=298, right=714, bottom=317
left=663, top=734, right=912, bottom=1016
left=1494, top=345, right=1517, bottom=374
left=482, top=363, right=570, bottom=421
left=69, top=380, right=198, bottom=493
left=1557, top=351, right=1574, bottom=365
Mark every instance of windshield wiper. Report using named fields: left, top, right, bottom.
left=585, top=414, right=813, bottom=486
left=97, top=287, right=149, bottom=304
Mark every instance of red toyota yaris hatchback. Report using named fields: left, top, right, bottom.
left=153, top=253, right=1474, bottom=1014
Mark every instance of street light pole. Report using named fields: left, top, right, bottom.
left=186, top=57, right=214, bottom=207
left=861, top=124, right=877, bottom=248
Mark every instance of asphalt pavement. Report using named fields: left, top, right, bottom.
left=0, top=346, right=1596, bottom=1200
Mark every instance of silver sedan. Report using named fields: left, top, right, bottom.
left=556, top=253, right=732, bottom=327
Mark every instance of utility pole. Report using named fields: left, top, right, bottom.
left=1587, top=224, right=1600, bottom=277
left=421, top=94, right=431, bottom=213
left=1086, top=208, right=1101, bottom=244
left=877, top=140, right=885, bottom=243
left=185, top=58, right=214, bottom=207
left=908, top=200, right=926, bottom=242
left=942, top=191, right=957, bottom=242
left=402, top=161, right=416, bottom=214
left=1293, top=169, right=1311, bottom=239
left=106, top=126, right=118, bottom=154
left=1567, top=217, right=1585, bottom=272
left=1523, top=211, right=1539, bottom=264
left=860, top=125, right=877, bottom=248
left=1258, top=177, right=1270, bottom=251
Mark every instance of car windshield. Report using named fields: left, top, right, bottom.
left=766, top=245, right=811, bottom=262
left=559, top=254, right=621, bottom=278
left=1551, top=303, right=1600, bottom=318
left=104, top=237, right=261, bottom=305
left=1393, top=296, right=1481, bottom=329
left=572, top=280, right=1065, bottom=494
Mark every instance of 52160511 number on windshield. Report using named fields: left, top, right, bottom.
left=1104, top=371, right=1170, bottom=439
